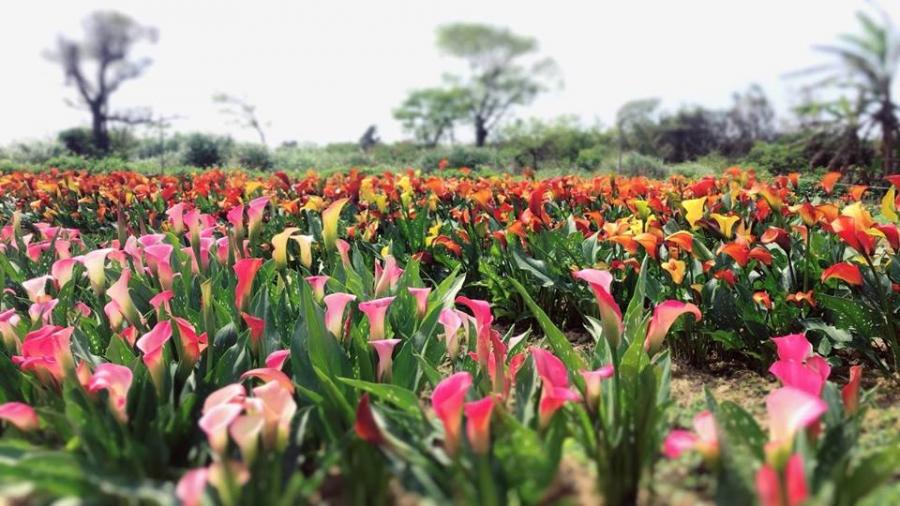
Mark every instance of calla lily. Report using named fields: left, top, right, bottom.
left=756, top=454, right=808, bottom=506
left=149, top=290, right=174, bottom=315
left=573, top=269, right=623, bottom=348
left=322, top=198, right=348, bottom=250
left=51, top=258, right=77, bottom=288
left=663, top=411, right=718, bottom=462
left=199, top=403, right=243, bottom=455
left=841, top=365, right=863, bottom=415
left=240, top=368, right=295, bottom=394
left=370, top=339, right=401, bottom=381
left=0, top=309, right=21, bottom=351
left=22, top=275, right=53, bottom=303
left=265, top=349, right=290, bottom=370
left=772, top=333, right=811, bottom=362
left=456, top=296, right=495, bottom=370
left=580, top=365, right=614, bottom=412
left=87, top=363, right=133, bottom=422
left=766, top=387, right=828, bottom=447
left=336, top=239, right=351, bottom=268
left=173, top=317, right=208, bottom=369
left=438, top=308, right=463, bottom=358
left=661, top=258, right=686, bottom=284
left=711, top=213, right=740, bottom=238
left=166, top=203, right=186, bottom=235
left=408, top=287, right=431, bottom=319
left=464, top=396, right=495, bottom=454
left=136, top=321, right=172, bottom=390
left=682, top=197, right=706, bottom=228
left=820, top=262, right=862, bottom=286
left=293, top=235, right=315, bottom=268
left=373, top=256, right=404, bottom=296
left=0, top=401, right=39, bottom=432
left=431, top=371, right=472, bottom=456
left=144, top=243, right=175, bottom=290
left=247, top=196, right=269, bottom=238
left=107, top=269, right=140, bottom=326
left=355, top=394, right=385, bottom=445
left=644, top=300, right=702, bottom=355
left=234, top=258, right=263, bottom=311
left=532, top=348, right=579, bottom=427
left=305, top=275, right=329, bottom=303
left=203, top=383, right=246, bottom=414
left=241, top=312, right=265, bottom=351
left=79, top=248, right=113, bottom=294
left=229, top=414, right=264, bottom=464
left=359, top=297, right=395, bottom=341
left=227, top=205, right=245, bottom=238
left=12, top=326, right=73, bottom=384
left=176, top=468, right=209, bottom=506
left=250, top=380, right=297, bottom=450
left=324, top=292, right=356, bottom=339
left=271, top=227, right=299, bottom=267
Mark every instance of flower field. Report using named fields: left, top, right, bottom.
left=0, top=166, right=898, bottom=505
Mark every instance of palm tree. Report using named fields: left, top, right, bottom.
left=799, top=8, right=900, bottom=177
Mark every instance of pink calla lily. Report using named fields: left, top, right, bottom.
left=240, top=368, right=295, bottom=394
left=644, top=300, right=702, bottom=355
left=772, top=333, right=812, bottom=362
left=438, top=308, right=463, bottom=358
left=408, top=287, right=431, bottom=319
left=580, top=365, right=614, bottom=412
left=265, top=349, right=290, bottom=370
left=176, top=468, right=209, bottom=506
left=203, top=383, right=247, bottom=414
left=756, top=454, right=808, bottom=506
left=250, top=380, right=297, bottom=450
left=234, top=258, right=263, bottom=311
left=136, top=321, right=173, bottom=390
left=79, top=248, right=113, bottom=294
left=841, top=365, right=863, bottom=414
left=0, top=401, right=39, bottom=432
left=199, top=403, right=243, bottom=455
left=573, top=269, right=624, bottom=348
left=464, top=396, right=495, bottom=454
left=358, top=296, right=395, bottom=341
left=431, top=371, right=472, bottom=456
left=107, top=269, right=140, bottom=325
left=766, top=386, right=828, bottom=447
left=369, top=339, right=401, bottom=381
left=305, top=275, right=329, bottom=303
left=324, top=292, right=356, bottom=339
left=87, top=363, right=133, bottom=422
left=51, top=258, right=78, bottom=288
left=229, top=414, right=264, bottom=464
left=247, top=196, right=269, bottom=238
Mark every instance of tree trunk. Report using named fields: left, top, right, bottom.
left=91, top=106, right=110, bottom=155
left=882, top=104, right=895, bottom=178
left=475, top=116, right=488, bottom=147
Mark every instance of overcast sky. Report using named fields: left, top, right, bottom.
left=2, top=0, right=899, bottom=146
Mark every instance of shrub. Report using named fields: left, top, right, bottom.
left=576, top=145, right=612, bottom=171
left=743, top=141, right=807, bottom=174
left=605, top=151, right=668, bottom=178
left=182, top=133, right=233, bottom=167
left=234, top=144, right=273, bottom=171
left=419, top=146, right=496, bottom=171
left=58, top=127, right=98, bottom=157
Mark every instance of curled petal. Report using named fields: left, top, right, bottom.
left=644, top=301, right=701, bottom=355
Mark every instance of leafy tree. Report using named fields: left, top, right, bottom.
left=723, top=84, right=777, bottom=156
left=46, top=11, right=157, bottom=155
left=393, top=87, right=469, bottom=147
left=437, top=23, right=560, bottom=146
left=498, top=116, right=607, bottom=170
left=655, top=107, right=726, bottom=163
left=799, top=8, right=900, bottom=176
left=615, top=98, right=661, bottom=164
left=213, top=93, right=268, bottom=145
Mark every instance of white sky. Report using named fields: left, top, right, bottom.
left=2, top=0, right=899, bottom=146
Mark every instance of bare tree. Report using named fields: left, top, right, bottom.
left=213, top=93, right=268, bottom=145
left=46, top=11, right=158, bottom=154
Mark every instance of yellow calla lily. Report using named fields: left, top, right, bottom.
left=710, top=213, right=740, bottom=238
left=882, top=186, right=898, bottom=223
left=661, top=259, right=686, bottom=284
left=682, top=197, right=706, bottom=229
left=292, top=235, right=315, bottom=268
left=322, top=198, right=349, bottom=250
left=272, top=227, right=300, bottom=267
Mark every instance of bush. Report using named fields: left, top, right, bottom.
left=576, top=145, right=613, bottom=171
left=604, top=152, right=668, bottom=179
left=419, top=146, right=496, bottom=171
left=182, top=133, right=233, bottom=168
left=743, top=141, right=807, bottom=174
left=234, top=144, right=273, bottom=171
left=58, top=128, right=98, bottom=157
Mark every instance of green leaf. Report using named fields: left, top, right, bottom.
left=509, top=278, right=586, bottom=373
left=337, top=377, right=422, bottom=417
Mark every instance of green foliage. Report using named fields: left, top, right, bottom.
left=181, top=133, right=233, bottom=167
left=743, top=140, right=808, bottom=174
left=234, top=143, right=273, bottom=171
